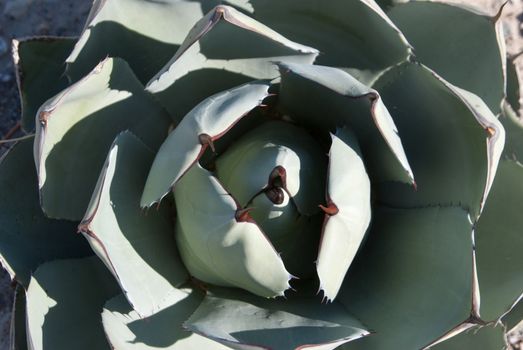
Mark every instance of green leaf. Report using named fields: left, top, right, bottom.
left=185, top=288, right=370, bottom=350
left=102, top=289, right=229, bottom=350
left=66, top=0, right=218, bottom=83
left=79, top=132, right=188, bottom=318
left=10, top=285, right=27, bottom=350
left=475, top=159, right=523, bottom=322
left=249, top=0, right=411, bottom=71
left=26, top=257, right=120, bottom=350
left=339, top=206, right=474, bottom=350
left=278, top=62, right=414, bottom=185
left=373, top=62, right=504, bottom=220
left=35, top=57, right=171, bottom=221
left=215, top=120, right=327, bottom=215
left=500, top=100, right=523, bottom=162
left=431, top=324, right=507, bottom=350
left=147, top=5, right=318, bottom=122
left=317, top=128, right=371, bottom=302
left=174, top=163, right=292, bottom=298
left=387, top=1, right=505, bottom=113
left=503, top=298, right=523, bottom=332
left=13, top=37, right=75, bottom=132
left=141, top=81, right=270, bottom=208
left=0, top=139, right=91, bottom=287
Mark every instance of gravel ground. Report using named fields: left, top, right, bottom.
left=0, top=0, right=522, bottom=349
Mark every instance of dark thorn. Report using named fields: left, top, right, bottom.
left=265, top=187, right=284, bottom=205
left=235, top=207, right=254, bottom=222
left=198, top=133, right=216, bottom=153
left=268, top=165, right=286, bottom=189
left=39, top=110, right=51, bottom=125
left=319, top=202, right=339, bottom=216
left=492, top=1, right=507, bottom=23
left=485, top=126, right=496, bottom=137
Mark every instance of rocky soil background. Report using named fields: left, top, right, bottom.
left=0, top=0, right=522, bottom=349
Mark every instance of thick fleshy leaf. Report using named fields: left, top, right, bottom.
left=339, top=206, right=474, bottom=350
left=79, top=132, right=188, bottom=318
left=373, top=62, right=504, bottom=219
left=174, top=163, right=291, bottom=298
left=10, top=286, right=27, bottom=350
left=0, top=139, right=90, bottom=287
left=102, top=289, right=229, bottom=350
left=12, top=37, right=75, bottom=132
left=249, top=0, right=411, bottom=71
left=317, top=128, right=371, bottom=302
left=388, top=1, right=506, bottom=112
left=475, top=159, right=523, bottom=322
left=278, top=62, right=414, bottom=185
left=215, top=120, right=327, bottom=215
left=504, top=298, right=523, bottom=332
left=500, top=100, right=523, bottom=161
left=26, top=257, right=120, bottom=350
left=66, top=0, right=218, bottom=83
left=147, top=5, right=318, bottom=122
left=35, top=57, right=171, bottom=220
left=141, top=81, right=270, bottom=208
left=185, top=288, right=370, bottom=350
left=431, top=324, right=507, bottom=350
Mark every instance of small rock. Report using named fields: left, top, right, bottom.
left=3, top=0, right=34, bottom=19
left=0, top=37, right=7, bottom=57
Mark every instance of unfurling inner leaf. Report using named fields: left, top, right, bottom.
left=215, top=120, right=328, bottom=215
left=214, top=120, right=326, bottom=278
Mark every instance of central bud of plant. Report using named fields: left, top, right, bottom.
left=213, top=121, right=328, bottom=278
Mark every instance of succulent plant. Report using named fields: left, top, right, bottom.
left=1, top=0, right=522, bottom=349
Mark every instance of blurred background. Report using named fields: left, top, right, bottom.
left=0, top=0, right=522, bottom=348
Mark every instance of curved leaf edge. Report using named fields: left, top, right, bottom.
left=277, top=62, right=415, bottom=186
left=146, top=4, right=319, bottom=91
left=140, top=81, right=271, bottom=209
left=387, top=0, right=507, bottom=106
left=373, top=60, right=505, bottom=220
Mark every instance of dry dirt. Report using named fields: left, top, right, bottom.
left=0, top=0, right=522, bottom=349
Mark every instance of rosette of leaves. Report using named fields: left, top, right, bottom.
left=1, top=0, right=522, bottom=349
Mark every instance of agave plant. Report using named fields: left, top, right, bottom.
left=1, top=0, right=522, bottom=349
